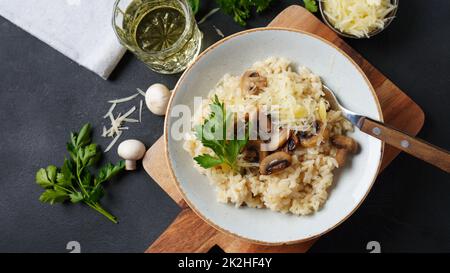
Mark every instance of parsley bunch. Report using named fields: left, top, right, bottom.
left=216, top=0, right=275, bottom=26
left=194, top=96, right=249, bottom=172
left=36, top=124, right=125, bottom=223
left=188, top=1, right=318, bottom=26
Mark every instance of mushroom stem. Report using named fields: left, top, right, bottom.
left=125, top=160, right=137, bottom=171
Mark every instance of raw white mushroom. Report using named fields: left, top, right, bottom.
left=145, top=83, right=171, bottom=116
left=117, top=139, right=146, bottom=170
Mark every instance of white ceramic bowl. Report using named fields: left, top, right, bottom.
left=165, top=28, right=383, bottom=245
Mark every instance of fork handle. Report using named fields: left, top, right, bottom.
left=360, top=118, right=450, bottom=173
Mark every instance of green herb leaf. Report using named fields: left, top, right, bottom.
left=76, top=123, right=92, bottom=147
left=188, top=0, right=200, bottom=14
left=88, top=185, right=104, bottom=203
left=36, top=168, right=54, bottom=189
left=39, top=189, right=68, bottom=204
left=69, top=192, right=84, bottom=203
left=215, top=0, right=274, bottom=26
left=303, top=0, right=318, bottom=13
left=194, top=154, right=224, bottom=168
left=94, top=161, right=125, bottom=186
left=194, top=97, right=248, bottom=171
left=254, top=0, right=273, bottom=12
left=57, top=159, right=74, bottom=188
left=78, top=143, right=99, bottom=167
left=80, top=170, right=92, bottom=188
left=56, top=173, right=68, bottom=187
left=46, top=165, right=57, bottom=182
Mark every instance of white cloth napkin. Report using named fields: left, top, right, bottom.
left=0, top=0, right=126, bottom=79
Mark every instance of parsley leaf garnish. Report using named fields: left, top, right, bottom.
left=194, top=96, right=249, bottom=172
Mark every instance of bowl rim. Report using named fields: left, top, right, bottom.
left=164, top=27, right=385, bottom=245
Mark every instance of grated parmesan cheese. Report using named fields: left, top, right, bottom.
left=108, top=93, right=139, bottom=104
left=104, top=131, right=122, bottom=153
left=123, top=118, right=139, bottom=123
left=139, top=99, right=143, bottom=123
left=198, top=8, right=220, bottom=25
left=137, top=88, right=146, bottom=97
left=213, top=25, right=225, bottom=38
left=103, top=103, right=117, bottom=118
left=323, top=0, right=396, bottom=38
left=102, top=89, right=146, bottom=152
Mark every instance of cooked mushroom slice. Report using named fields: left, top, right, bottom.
left=262, top=128, right=289, bottom=152
left=299, top=122, right=329, bottom=148
left=242, top=141, right=259, bottom=162
left=260, top=151, right=292, bottom=175
left=335, top=149, right=348, bottom=167
left=283, top=133, right=300, bottom=153
left=242, top=140, right=268, bottom=163
left=240, top=70, right=268, bottom=95
left=243, top=141, right=259, bottom=163
left=331, top=135, right=358, bottom=153
left=258, top=114, right=272, bottom=137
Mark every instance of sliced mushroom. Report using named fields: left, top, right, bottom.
left=335, top=149, right=348, bottom=167
left=243, top=141, right=259, bottom=163
left=243, top=140, right=268, bottom=163
left=299, top=121, right=329, bottom=148
left=258, top=114, right=272, bottom=136
left=240, top=70, right=267, bottom=95
left=260, top=151, right=292, bottom=175
left=331, top=135, right=358, bottom=153
left=262, top=128, right=289, bottom=152
left=283, top=132, right=300, bottom=153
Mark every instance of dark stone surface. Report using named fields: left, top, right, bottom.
left=0, top=0, right=448, bottom=253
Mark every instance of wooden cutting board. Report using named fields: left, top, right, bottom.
left=142, top=5, right=425, bottom=253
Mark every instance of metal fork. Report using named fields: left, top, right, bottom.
left=322, top=85, right=450, bottom=173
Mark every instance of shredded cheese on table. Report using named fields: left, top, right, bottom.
left=101, top=87, right=150, bottom=152
left=104, top=131, right=123, bottom=153
left=323, top=0, right=397, bottom=38
left=136, top=88, right=146, bottom=97
left=139, top=100, right=143, bottom=123
left=108, top=93, right=140, bottom=104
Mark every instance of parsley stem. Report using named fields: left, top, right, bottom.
left=75, top=167, right=90, bottom=198
left=53, top=184, right=73, bottom=194
left=85, top=201, right=118, bottom=224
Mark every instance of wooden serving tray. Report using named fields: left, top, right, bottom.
left=142, top=5, right=425, bottom=253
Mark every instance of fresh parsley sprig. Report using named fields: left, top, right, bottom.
left=194, top=96, right=249, bottom=172
left=36, top=123, right=125, bottom=223
left=215, top=0, right=275, bottom=26
left=303, top=0, right=318, bottom=13
left=187, top=1, right=317, bottom=26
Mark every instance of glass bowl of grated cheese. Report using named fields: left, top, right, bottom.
left=319, top=0, right=399, bottom=39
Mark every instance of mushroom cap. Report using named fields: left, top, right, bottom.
left=117, top=139, right=146, bottom=160
left=259, top=151, right=292, bottom=175
left=240, top=70, right=267, bottom=95
left=145, top=83, right=171, bottom=116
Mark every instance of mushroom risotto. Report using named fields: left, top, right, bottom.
left=183, top=57, right=357, bottom=215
